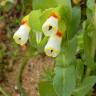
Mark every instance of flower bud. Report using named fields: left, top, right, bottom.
left=44, top=35, right=62, bottom=57
left=13, top=24, right=30, bottom=45
left=42, top=16, right=58, bottom=36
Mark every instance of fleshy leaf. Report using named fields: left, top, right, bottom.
left=53, top=65, right=76, bottom=96
left=29, top=10, right=42, bottom=32
left=73, top=76, right=96, bottom=96
left=66, top=7, right=81, bottom=39
left=32, top=0, right=57, bottom=10
left=39, top=81, right=57, bottom=96
left=87, top=0, right=95, bottom=18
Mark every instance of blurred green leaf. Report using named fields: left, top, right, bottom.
left=83, top=20, right=96, bottom=67
left=67, top=7, right=81, bottom=39
left=56, top=0, right=72, bottom=26
left=29, top=30, right=37, bottom=48
left=39, top=81, right=57, bottom=96
left=63, top=37, right=77, bottom=65
left=73, top=76, right=96, bottom=96
left=53, top=65, right=76, bottom=96
left=29, top=10, right=42, bottom=32
left=32, top=0, right=57, bottom=10
left=87, top=0, right=95, bottom=18
left=75, top=60, right=84, bottom=86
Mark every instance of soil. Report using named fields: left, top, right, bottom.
left=1, top=55, right=54, bottom=96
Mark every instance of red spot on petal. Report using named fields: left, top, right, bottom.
left=56, top=31, right=63, bottom=37
left=21, top=20, right=27, bottom=25
left=51, top=11, right=60, bottom=19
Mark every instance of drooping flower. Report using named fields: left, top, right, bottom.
left=13, top=15, right=30, bottom=45
left=13, top=24, right=30, bottom=45
left=42, top=16, right=58, bottom=36
left=44, top=31, right=63, bottom=57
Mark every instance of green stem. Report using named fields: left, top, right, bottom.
left=17, top=57, right=29, bottom=96
left=0, top=86, right=11, bottom=96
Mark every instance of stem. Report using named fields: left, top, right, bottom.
left=17, top=57, right=29, bottom=96
left=0, top=86, right=11, bottom=96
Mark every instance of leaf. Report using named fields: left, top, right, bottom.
left=32, top=0, right=57, bottom=10
left=29, top=10, right=42, bottom=32
left=38, top=37, right=48, bottom=49
left=32, top=0, right=72, bottom=11
left=87, top=0, right=95, bottom=17
left=56, top=0, right=71, bottom=8
left=29, top=30, right=37, bottom=48
left=56, top=0, right=72, bottom=25
left=87, top=0, right=95, bottom=10
left=67, top=7, right=81, bottom=39
left=83, top=22, right=96, bottom=67
left=39, top=81, right=57, bottom=96
left=58, top=19, right=66, bottom=35
left=40, top=8, right=54, bottom=24
left=63, top=37, right=77, bottom=65
left=55, top=53, right=66, bottom=67
left=73, top=76, right=96, bottom=96
left=53, top=65, right=76, bottom=96
left=75, top=60, right=84, bottom=85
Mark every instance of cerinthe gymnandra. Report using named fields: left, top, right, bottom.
left=13, top=15, right=30, bottom=45
left=42, top=12, right=59, bottom=37
left=44, top=31, right=63, bottom=57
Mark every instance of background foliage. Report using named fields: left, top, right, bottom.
left=0, top=0, right=96, bottom=96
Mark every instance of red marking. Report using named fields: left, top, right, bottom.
left=21, top=20, right=27, bottom=25
left=51, top=11, right=60, bottom=19
left=56, top=31, right=63, bottom=37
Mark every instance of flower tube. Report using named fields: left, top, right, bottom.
left=13, top=15, right=30, bottom=45
left=44, top=31, right=63, bottom=57
left=42, top=16, right=58, bottom=36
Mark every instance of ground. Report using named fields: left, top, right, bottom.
left=1, top=55, right=54, bottom=96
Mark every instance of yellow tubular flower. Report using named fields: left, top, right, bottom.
left=13, top=15, right=30, bottom=45
left=13, top=24, right=30, bottom=45
left=42, top=16, right=58, bottom=36
left=44, top=34, right=62, bottom=57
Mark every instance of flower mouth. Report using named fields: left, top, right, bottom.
left=18, top=37, right=21, bottom=40
left=44, top=47, right=60, bottom=57
left=48, top=25, right=53, bottom=30
left=42, top=16, right=58, bottom=36
left=51, top=49, right=53, bottom=53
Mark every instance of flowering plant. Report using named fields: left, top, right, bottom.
left=13, top=0, right=96, bottom=96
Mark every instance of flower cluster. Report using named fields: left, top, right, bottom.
left=42, top=14, right=63, bottom=57
left=13, top=12, right=64, bottom=57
